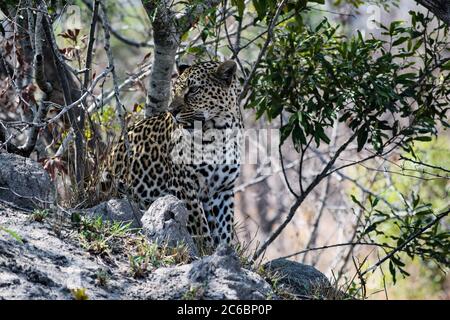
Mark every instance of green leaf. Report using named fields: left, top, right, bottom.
left=266, top=104, right=283, bottom=120
left=252, top=0, right=267, bottom=20
left=357, top=128, right=369, bottom=152
left=363, top=223, right=378, bottom=235
left=181, top=31, right=190, bottom=42
left=339, top=111, right=352, bottom=122
left=412, top=193, right=420, bottom=208
left=391, top=255, right=405, bottom=267
left=372, top=197, right=380, bottom=208
left=389, top=21, right=404, bottom=35
left=71, top=212, right=82, bottom=224
left=351, top=195, right=365, bottom=210
left=280, top=124, right=293, bottom=145
left=441, top=60, right=450, bottom=71
left=396, top=73, right=416, bottom=85
left=186, top=46, right=206, bottom=55
left=316, top=125, right=331, bottom=145
left=0, top=225, right=23, bottom=244
left=232, top=0, right=245, bottom=17
left=413, top=136, right=432, bottom=142
left=292, top=125, right=306, bottom=151
left=392, top=36, right=409, bottom=46
left=389, top=260, right=397, bottom=284
left=412, top=39, right=423, bottom=52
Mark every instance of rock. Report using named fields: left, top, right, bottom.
left=0, top=153, right=54, bottom=210
left=0, top=203, right=274, bottom=300
left=140, top=195, right=198, bottom=256
left=2, top=195, right=334, bottom=301
left=263, top=258, right=330, bottom=298
left=0, top=203, right=124, bottom=300
left=83, top=199, right=142, bottom=228
left=129, top=244, right=274, bottom=300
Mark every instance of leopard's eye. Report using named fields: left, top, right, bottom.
left=187, top=85, right=201, bottom=96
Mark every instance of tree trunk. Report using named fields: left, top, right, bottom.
left=415, top=0, right=450, bottom=25
left=142, top=0, right=222, bottom=117
left=144, top=4, right=179, bottom=116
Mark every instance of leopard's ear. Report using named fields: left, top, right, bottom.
left=177, top=64, right=191, bottom=76
left=215, top=60, right=237, bottom=86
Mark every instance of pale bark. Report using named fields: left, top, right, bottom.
left=142, top=0, right=222, bottom=117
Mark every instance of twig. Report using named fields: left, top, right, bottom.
left=302, top=172, right=332, bottom=264
left=83, top=0, right=99, bottom=91
left=39, top=68, right=112, bottom=127
left=279, top=116, right=299, bottom=198
left=252, top=129, right=360, bottom=261
left=277, top=241, right=396, bottom=260
left=400, top=156, right=450, bottom=174
left=99, top=1, right=129, bottom=150
left=234, top=159, right=301, bottom=193
left=81, top=0, right=153, bottom=48
left=360, top=206, right=450, bottom=277
left=239, top=0, right=288, bottom=102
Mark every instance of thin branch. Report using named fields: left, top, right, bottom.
left=239, top=0, right=288, bottom=102
left=278, top=241, right=396, bottom=260
left=361, top=206, right=450, bottom=277
left=83, top=0, right=99, bottom=91
left=252, top=129, right=360, bottom=262
left=38, top=68, right=112, bottom=127
left=99, top=1, right=126, bottom=120
left=312, top=148, right=400, bottom=211
left=234, top=159, right=301, bottom=193
left=279, top=116, right=299, bottom=198
left=81, top=0, right=153, bottom=48
left=302, top=172, right=332, bottom=264
left=99, top=0, right=131, bottom=163
left=400, top=155, right=450, bottom=174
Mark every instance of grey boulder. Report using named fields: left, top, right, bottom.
left=129, top=244, right=274, bottom=300
left=82, top=198, right=142, bottom=228
left=0, top=153, right=54, bottom=210
left=264, top=258, right=330, bottom=298
left=140, top=195, right=198, bottom=256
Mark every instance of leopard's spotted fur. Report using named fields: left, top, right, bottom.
left=108, top=61, right=242, bottom=249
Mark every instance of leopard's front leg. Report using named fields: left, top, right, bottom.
left=205, top=188, right=235, bottom=246
left=174, top=187, right=215, bottom=253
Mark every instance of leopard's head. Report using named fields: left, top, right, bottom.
left=168, top=60, right=241, bottom=129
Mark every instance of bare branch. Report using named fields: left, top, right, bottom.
left=239, top=0, right=289, bottom=102
left=81, top=0, right=153, bottom=48
left=83, top=0, right=100, bottom=91
left=400, top=156, right=450, bottom=174
left=252, top=129, right=361, bottom=261
left=361, top=206, right=450, bottom=277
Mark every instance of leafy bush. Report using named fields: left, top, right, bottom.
left=248, top=11, right=449, bottom=294
left=250, top=14, right=449, bottom=154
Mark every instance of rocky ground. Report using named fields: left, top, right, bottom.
left=0, top=153, right=331, bottom=300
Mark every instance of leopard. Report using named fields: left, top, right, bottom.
left=107, top=60, right=243, bottom=250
